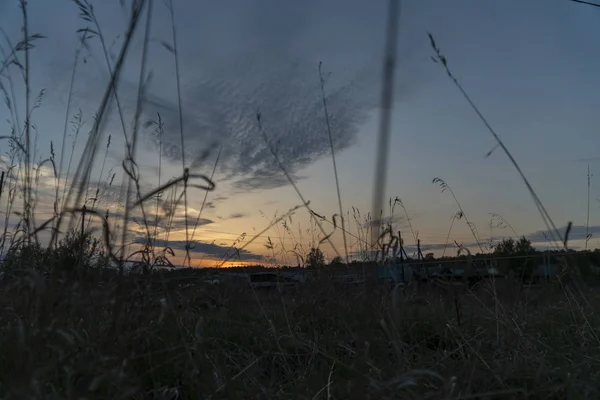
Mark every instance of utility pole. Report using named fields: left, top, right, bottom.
left=586, top=165, right=592, bottom=250
left=417, top=239, right=424, bottom=279
left=399, top=231, right=405, bottom=283
left=81, top=205, right=86, bottom=238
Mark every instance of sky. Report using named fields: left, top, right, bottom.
left=1, top=0, right=600, bottom=267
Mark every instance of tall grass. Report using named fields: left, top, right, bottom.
left=2, top=266, right=600, bottom=398
left=427, top=31, right=592, bottom=298
left=319, top=62, right=349, bottom=263
left=433, top=177, right=485, bottom=254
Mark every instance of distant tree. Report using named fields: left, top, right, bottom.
left=492, top=236, right=538, bottom=279
left=592, top=249, right=600, bottom=266
left=493, top=236, right=536, bottom=256
left=492, top=237, right=515, bottom=255
left=306, top=247, right=325, bottom=269
left=330, top=256, right=344, bottom=267
left=425, top=252, right=435, bottom=261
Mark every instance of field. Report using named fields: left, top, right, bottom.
left=1, top=267, right=599, bottom=399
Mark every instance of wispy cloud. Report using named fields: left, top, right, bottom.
left=111, top=211, right=213, bottom=232
left=132, top=237, right=263, bottom=262
left=19, top=0, right=425, bottom=194
left=140, top=60, right=372, bottom=192
left=525, top=224, right=599, bottom=246
left=228, top=212, right=247, bottom=219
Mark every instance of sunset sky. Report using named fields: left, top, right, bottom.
left=1, top=0, right=600, bottom=267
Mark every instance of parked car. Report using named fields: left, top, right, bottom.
left=249, top=272, right=300, bottom=291
left=431, top=268, right=464, bottom=281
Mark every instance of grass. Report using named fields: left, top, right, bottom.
left=0, top=0, right=599, bottom=398
left=1, top=265, right=600, bottom=398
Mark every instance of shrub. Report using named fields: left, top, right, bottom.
left=1, top=229, right=107, bottom=277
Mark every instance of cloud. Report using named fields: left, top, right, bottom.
left=346, top=225, right=600, bottom=261
left=231, top=170, right=306, bottom=192
left=20, top=0, right=426, bottom=194
left=142, top=216, right=212, bottom=233
left=169, top=216, right=213, bottom=231
left=140, top=59, right=373, bottom=192
left=262, top=200, right=280, bottom=206
left=525, top=224, right=600, bottom=245
left=414, top=225, right=600, bottom=255
left=132, top=237, right=264, bottom=262
left=107, top=210, right=213, bottom=233
left=229, top=212, right=247, bottom=219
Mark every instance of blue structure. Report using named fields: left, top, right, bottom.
left=377, top=263, right=441, bottom=283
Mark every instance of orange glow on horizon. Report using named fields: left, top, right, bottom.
left=167, top=255, right=261, bottom=268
